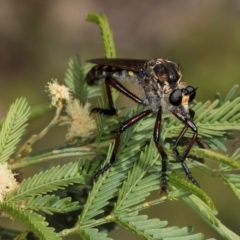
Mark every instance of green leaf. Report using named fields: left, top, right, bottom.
left=79, top=228, right=113, bottom=240
left=116, top=212, right=204, bottom=240
left=78, top=107, right=150, bottom=224
left=0, top=98, right=30, bottom=163
left=86, top=12, right=116, bottom=58
left=0, top=202, right=60, bottom=240
left=6, top=162, right=87, bottom=202
left=184, top=195, right=240, bottom=240
left=64, top=55, right=101, bottom=101
left=189, top=148, right=240, bottom=169
left=114, top=139, right=160, bottom=213
left=231, top=147, right=240, bottom=161
left=220, top=174, right=240, bottom=200
left=223, top=85, right=239, bottom=103
left=14, top=231, right=28, bottom=240
left=168, top=174, right=215, bottom=210
left=26, top=194, right=81, bottom=214
left=78, top=144, right=126, bottom=223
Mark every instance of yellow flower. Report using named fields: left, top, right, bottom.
left=46, top=79, right=70, bottom=106
left=65, top=99, right=96, bottom=140
left=0, top=163, right=18, bottom=202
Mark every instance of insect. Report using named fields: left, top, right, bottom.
left=86, top=58, right=199, bottom=192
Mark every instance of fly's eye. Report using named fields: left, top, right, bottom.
left=169, top=89, right=182, bottom=106
left=163, top=61, right=179, bottom=84
left=185, top=86, right=196, bottom=102
left=153, top=64, right=166, bottom=76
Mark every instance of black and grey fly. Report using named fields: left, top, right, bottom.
left=86, top=58, right=199, bottom=192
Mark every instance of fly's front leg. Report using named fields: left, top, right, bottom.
left=172, top=109, right=195, bottom=157
left=171, top=109, right=200, bottom=187
left=91, top=76, right=145, bottom=116
left=153, top=106, right=169, bottom=193
left=92, top=109, right=152, bottom=183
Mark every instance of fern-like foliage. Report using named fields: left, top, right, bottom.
left=79, top=228, right=112, bottom=240
left=218, top=148, right=240, bottom=200
left=184, top=195, right=240, bottom=240
left=80, top=84, right=240, bottom=239
left=78, top=107, right=152, bottom=225
left=114, top=139, right=160, bottom=213
left=14, top=231, right=28, bottom=240
left=64, top=55, right=101, bottom=101
left=1, top=11, right=240, bottom=240
left=5, top=162, right=88, bottom=203
left=0, top=98, right=30, bottom=163
left=1, top=161, right=92, bottom=238
left=26, top=194, right=81, bottom=214
left=116, top=212, right=203, bottom=240
left=86, top=12, right=116, bottom=58
left=0, top=202, right=61, bottom=240
left=76, top=123, right=208, bottom=239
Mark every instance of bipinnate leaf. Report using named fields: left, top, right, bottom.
left=0, top=98, right=30, bottom=163
left=79, top=228, right=112, bottom=240
left=64, top=55, right=101, bottom=101
left=116, top=212, right=204, bottom=240
left=86, top=12, right=116, bottom=58
left=27, top=194, right=81, bottom=214
left=6, top=162, right=87, bottom=202
left=0, top=202, right=60, bottom=240
left=184, top=195, right=240, bottom=240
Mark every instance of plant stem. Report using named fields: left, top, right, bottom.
left=58, top=216, right=112, bottom=237
left=10, top=145, right=96, bottom=170
left=16, top=102, right=63, bottom=158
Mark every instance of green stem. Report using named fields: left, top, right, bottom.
left=10, top=146, right=96, bottom=170
left=57, top=227, right=78, bottom=238
left=193, top=160, right=216, bottom=176
left=16, top=102, right=63, bottom=158
left=58, top=216, right=112, bottom=237
left=124, top=196, right=167, bottom=213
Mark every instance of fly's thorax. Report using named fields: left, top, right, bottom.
left=138, top=61, right=184, bottom=113
left=143, top=58, right=183, bottom=90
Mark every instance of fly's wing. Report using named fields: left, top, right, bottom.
left=86, top=58, right=147, bottom=72
left=86, top=58, right=148, bottom=85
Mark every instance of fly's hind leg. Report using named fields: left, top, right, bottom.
left=90, top=76, right=148, bottom=182
left=90, top=76, right=145, bottom=116
left=91, top=110, right=152, bottom=183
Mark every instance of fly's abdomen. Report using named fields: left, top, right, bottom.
left=86, top=65, right=114, bottom=85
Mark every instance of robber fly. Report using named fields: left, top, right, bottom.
left=86, top=58, right=199, bottom=192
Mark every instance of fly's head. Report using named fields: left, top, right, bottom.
left=144, top=59, right=196, bottom=115
left=169, top=86, right=197, bottom=115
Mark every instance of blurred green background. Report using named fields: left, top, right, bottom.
left=0, top=1, right=240, bottom=239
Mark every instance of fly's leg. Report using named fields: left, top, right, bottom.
left=91, top=76, right=145, bottom=116
left=92, top=110, right=152, bottom=183
left=153, top=107, right=169, bottom=193
left=171, top=109, right=200, bottom=187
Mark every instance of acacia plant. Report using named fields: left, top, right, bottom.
left=0, top=12, right=240, bottom=240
